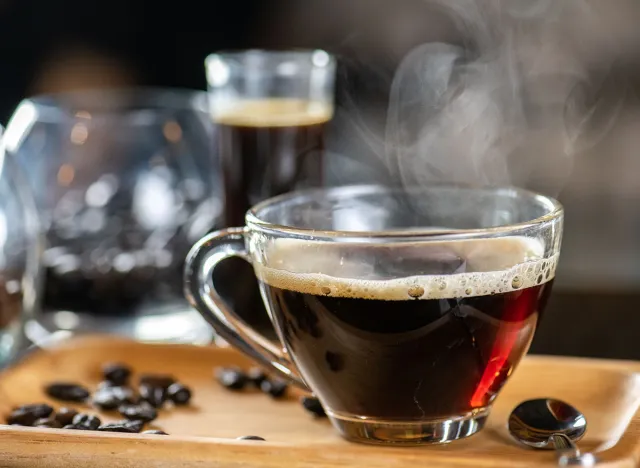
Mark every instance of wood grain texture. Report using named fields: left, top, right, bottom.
left=0, top=335, right=640, bottom=467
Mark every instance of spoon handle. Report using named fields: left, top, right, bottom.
left=549, top=433, right=578, bottom=453
left=550, top=434, right=597, bottom=467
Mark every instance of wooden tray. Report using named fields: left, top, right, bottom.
left=1, top=336, right=640, bottom=467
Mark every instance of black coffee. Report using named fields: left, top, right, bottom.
left=256, top=237, right=556, bottom=419
left=216, top=99, right=331, bottom=227
left=215, top=99, right=332, bottom=335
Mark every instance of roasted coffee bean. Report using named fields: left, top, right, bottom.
left=260, top=379, right=288, bottom=399
left=63, top=424, right=88, bottom=430
left=93, top=386, right=137, bottom=410
left=72, top=413, right=101, bottom=430
left=97, top=392, right=124, bottom=410
left=247, top=368, right=267, bottom=388
left=97, top=380, right=116, bottom=390
left=97, top=420, right=144, bottom=433
left=118, top=402, right=157, bottom=423
left=45, top=382, right=90, bottom=402
left=215, top=368, right=247, bottom=390
left=34, top=417, right=63, bottom=429
left=92, top=388, right=121, bottom=410
left=300, top=396, right=326, bottom=417
left=7, top=404, right=54, bottom=426
left=55, top=407, right=79, bottom=426
left=102, top=363, right=131, bottom=386
left=139, top=384, right=166, bottom=408
left=139, top=374, right=175, bottom=390
left=167, top=383, right=191, bottom=405
left=237, top=435, right=265, bottom=441
left=62, top=424, right=92, bottom=431
left=114, top=386, right=137, bottom=403
left=142, top=429, right=168, bottom=435
left=324, top=351, right=345, bottom=372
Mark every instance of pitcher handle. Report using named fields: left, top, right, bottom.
left=184, top=228, right=308, bottom=389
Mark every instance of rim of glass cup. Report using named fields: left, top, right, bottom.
left=206, top=48, right=335, bottom=63
left=246, top=184, right=563, bottom=241
left=14, top=87, right=209, bottom=121
left=205, top=48, right=336, bottom=79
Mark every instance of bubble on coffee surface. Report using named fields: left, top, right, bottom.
left=255, top=237, right=557, bottom=301
left=213, top=98, right=333, bottom=128
left=407, top=285, right=425, bottom=299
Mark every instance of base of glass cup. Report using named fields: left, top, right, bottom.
left=326, top=407, right=490, bottom=445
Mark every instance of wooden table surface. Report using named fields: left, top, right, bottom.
left=1, top=336, right=640, bottom=467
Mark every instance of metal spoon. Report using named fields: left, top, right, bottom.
left=508, top=398, right=597, bottom=466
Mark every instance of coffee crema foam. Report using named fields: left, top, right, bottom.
left=213, top=98, right=333, bottom=128
left=254, top=237, right=558, bottom=301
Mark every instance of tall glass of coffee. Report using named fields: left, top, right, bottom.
left=205, top=50, right=336, bottom=336
left=185, top=185, right=563, bottom=445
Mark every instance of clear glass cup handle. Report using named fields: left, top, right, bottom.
left=184, top=228, right=308, bottom=389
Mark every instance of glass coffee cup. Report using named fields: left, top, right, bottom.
left=184, top=185, right=563, bottom=445
left=206, top=49, right=336, bottom=339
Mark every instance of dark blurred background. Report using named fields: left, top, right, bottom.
left=2, top=0, right=640, bottom=360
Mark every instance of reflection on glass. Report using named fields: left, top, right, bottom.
left=0, top=127, right=41, bottom=365
left=5, top=89, right=221, bottom=344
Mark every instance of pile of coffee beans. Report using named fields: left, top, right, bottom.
left=214, top=366, right=326, bottom=418
left=5, top=362, right=197, bottom=435
left=6, top=403, right=163, bottom=435
left=4, top=362, right=326, bottom=441
left=50, top=362, right=193, bottom=413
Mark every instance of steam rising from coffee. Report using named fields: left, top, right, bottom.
left=369, top=0, right=626, bottom=196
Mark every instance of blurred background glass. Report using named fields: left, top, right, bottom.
left=0, top=126, right=41, bottom=365
left=2, top=0, right=640, bottom=358
left=207, top=49, right=336, bottom=338
left=3, top=89, right=220, bottom=344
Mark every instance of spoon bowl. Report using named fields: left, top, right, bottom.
left=509, top=398, right=597, bottom=466
left=508, top=398, right=587, bottom=449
